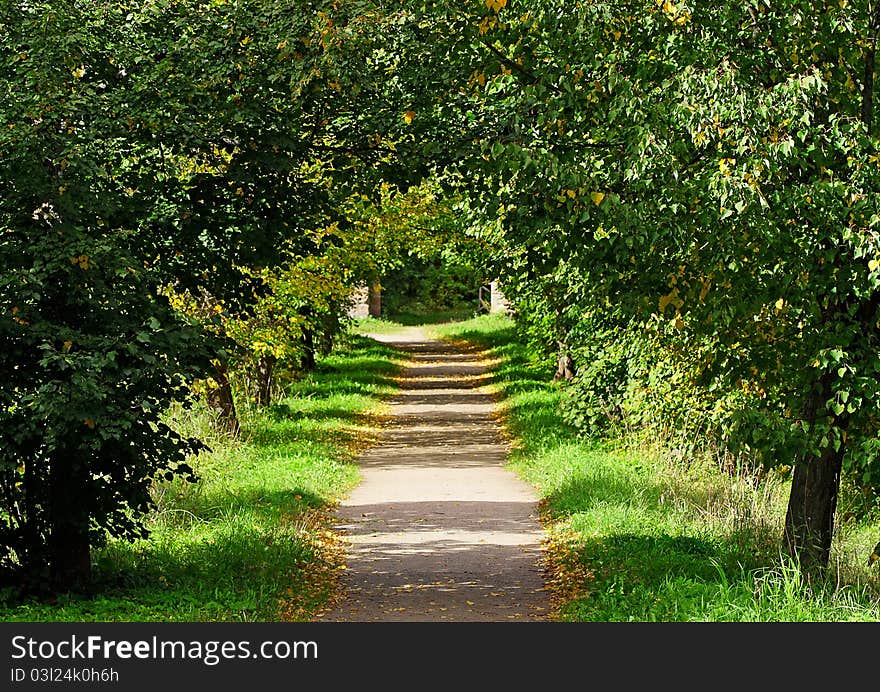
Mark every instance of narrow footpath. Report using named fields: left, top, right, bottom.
left=319, top=327, right=548, bottom=622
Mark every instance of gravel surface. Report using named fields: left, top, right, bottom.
left=319, top=327, right=549, bottom=622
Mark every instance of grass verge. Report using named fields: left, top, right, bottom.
left=0, top=332, right=403, bottom=622
left=433, top=314, right=880, bottom=621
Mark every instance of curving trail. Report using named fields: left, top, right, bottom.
left=319, top=327, right=549, bottom=622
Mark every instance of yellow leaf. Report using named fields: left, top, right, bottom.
left=466, top=600, right=475, bottom=606
left=566, top=189, right=576, bottom=199
left=590, top=191, right=605, bottom=206
left=62, top=340, right=72, bottom=352
left=84, top=418, right=95, bottom=429
left=699, top=280, right=710, bottom=301
left=869, top=258, right=879, bottom=272
left=775, top=297, right=784, bottom=311
left=403, top=110, right=416, bottom=124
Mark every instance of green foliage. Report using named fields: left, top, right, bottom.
left=0, top=0, right=437, bottom=590
left=6, top=0, right=880, bottom=597
left=409, top=0, right=880, bottom=570
left=382, top=256, right=482, bottom=320
left=0, top=0, right=221, bottom=589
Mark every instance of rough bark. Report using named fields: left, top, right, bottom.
left=783, top=439, right=845, bottom=576
left=783, top=368, right=848, bottom=576
left=301, top=327, right=316, bottom=372
left=554, top=341, right=575, bottom=381
left=368, top=279, right=382, bottom=318
left=207, top=362, right=240, bottom=437
left=255, top=354, right=275, bottom=408
left=48, top=452, right=91, bottom=591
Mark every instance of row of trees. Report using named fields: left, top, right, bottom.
left=0, top=0, right=472, bottom=591
left=414, top=0, right=880, bottom=575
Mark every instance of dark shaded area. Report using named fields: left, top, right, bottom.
left=2, top=486, right=325, bottom=620
left=337, top=500, right=542, bottom=536
left=381, top=255, right=483, bottom=326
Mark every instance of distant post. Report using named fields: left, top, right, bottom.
left=347, top=285, right=370, bottom=318
left=490, top=280, right=510, bottom=314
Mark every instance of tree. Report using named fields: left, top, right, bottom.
left=0, top=0, right=437, bottom=591
left=407, top=0, right=880, bottom=575
left=0, top=0, right=213, bottom=589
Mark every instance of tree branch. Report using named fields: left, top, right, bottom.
left=480, top=40, right=562, bottom=94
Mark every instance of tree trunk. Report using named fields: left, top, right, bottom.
left=783, top=442, right=845, bottom=576
left=783, top=372, right=846, bottom=576
left=368, top=279, right=382, bottom=317
left=207, top=362, right=240, bottom=437
left=48, top=452, right=91, bottom=591
left=301, top=327, right=316, bottom=372
left=554, top=341, right=575, bottom=381
left=299, top=305, right=317, bottom=371
left=255, top=354, right=275, bottom=408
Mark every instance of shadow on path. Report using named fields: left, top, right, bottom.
left=319, top=328, right=549, bottom=622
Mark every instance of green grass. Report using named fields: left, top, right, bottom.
left=388, top=308, right=478, bottom=326
left=434, top=314, right=880, bottom=621
left=351, top=316, right=409, bottom=334
left=0, top=333, right=403, bottom=622
left=354, top=304, right=480, bottom=329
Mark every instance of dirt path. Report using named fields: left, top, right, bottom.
left=319, top=327, right=549, bottom=622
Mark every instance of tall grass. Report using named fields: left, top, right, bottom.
left=433, top=314, right=880, bottom=621
left=0, top=333, right=403, bottom=622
